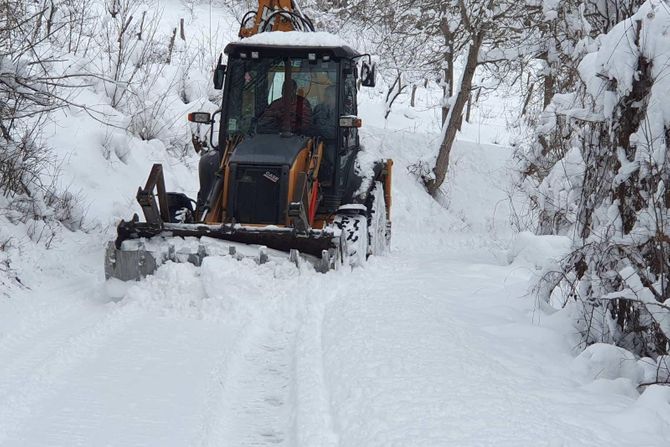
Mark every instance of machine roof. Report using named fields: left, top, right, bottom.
left=225, top=31, right=360, bottom=58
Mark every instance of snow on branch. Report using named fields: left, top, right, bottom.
left=526, top=0, right=670, bottom=358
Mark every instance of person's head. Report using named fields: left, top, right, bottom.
left=282, top=79, right=298, bottom=98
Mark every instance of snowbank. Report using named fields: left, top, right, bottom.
left=507, top=231, right=572, bottom=269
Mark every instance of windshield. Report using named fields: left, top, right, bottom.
left=224, top=56, right=338, bottom=137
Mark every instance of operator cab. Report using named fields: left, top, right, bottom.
left=190, top=35, right=376, bottom=228
left=220, top=42, right=361, bottom=211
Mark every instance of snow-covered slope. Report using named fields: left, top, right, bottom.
left=1, top=1, right=669, bottom=445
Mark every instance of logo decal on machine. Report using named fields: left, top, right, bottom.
left=263, top=171, right=279, bottom=183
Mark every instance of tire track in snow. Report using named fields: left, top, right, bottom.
left=0, top=301, right=104, bottom=403
left=198, top=313, right=298, bottom=447
left=192, top=316, right=257, bottom=447
left=0, top=301, right=143, bottom=444
left=1, top=258, right=341, bottom=446
left=0, top=280, right=100, bottom=364
left=292, top=289, right=339, bottom=447
left=194, top=270, right=340, bottom=447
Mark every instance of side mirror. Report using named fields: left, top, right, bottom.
left=213, top=54, right=226, bottom=90
left=360, top=61, right=376, bottom=87
left=187, top=112, right=212, bottom=123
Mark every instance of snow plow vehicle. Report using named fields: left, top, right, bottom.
left=105, top=0, right=392, bottom=281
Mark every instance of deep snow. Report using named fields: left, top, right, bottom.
left=1, top=1, right=670, bottom=446
left=2, top=123, right=669, bottom=445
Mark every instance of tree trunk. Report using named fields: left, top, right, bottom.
left=440, top=18, right=454, bottom=126
left=521, top=81, right=534, bottom=116
left=166, top=27, right=177, bottom=64
left=384, top=72, right=404, bottom=119
left=540, top=51, right=554, bottom=107
left=544, top=72, right=554, bottom=108
left=426, top=32, right=483, bottom=197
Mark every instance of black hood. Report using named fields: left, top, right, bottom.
left=229, top=134, right=308, bottom=166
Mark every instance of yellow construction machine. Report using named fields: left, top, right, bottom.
left=105, top=0, right=392, bottom=280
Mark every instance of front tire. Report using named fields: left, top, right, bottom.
left=334, top=208, right=368, bottom=267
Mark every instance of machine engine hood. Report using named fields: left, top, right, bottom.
left=229, top=134, right=308, bottom=166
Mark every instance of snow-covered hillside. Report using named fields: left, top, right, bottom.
left=1, top=1, right=670, bottom=445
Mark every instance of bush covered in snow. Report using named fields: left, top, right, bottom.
left=1, top=0, right=221, bottom=285
left=526, top=0, right=670, bottom=358
left=1, top=1, right=86, bottom=255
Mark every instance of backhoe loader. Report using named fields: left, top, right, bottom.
left=105, top=0, right=392, bottom=280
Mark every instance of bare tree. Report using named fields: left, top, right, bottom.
left=319, top=0, right=539, bottom=196
left=94, top=0, right=164, bottom=109
left=1, top=1, right=64, bottom=197
left=317, top=0, right=466, bottom=119
left=0, top=0, right=90, bottom=236
left=424, top=0, right=530, bottom=197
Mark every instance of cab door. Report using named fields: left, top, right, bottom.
left=337, top=60, right=359, bottom=193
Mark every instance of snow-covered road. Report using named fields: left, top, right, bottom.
left=2, top=242, right=669, bottom=445
left=1, top=139, right=668, bottom=446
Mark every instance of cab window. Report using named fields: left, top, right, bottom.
left=342, top=61, right=358, bottom=149
left=225, top=56, right=337, bottom=136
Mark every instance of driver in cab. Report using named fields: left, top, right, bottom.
left=258, top=79, right=312, bottom=134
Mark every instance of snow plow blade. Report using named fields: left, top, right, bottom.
left=105, top=216, right=343, bottom=281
